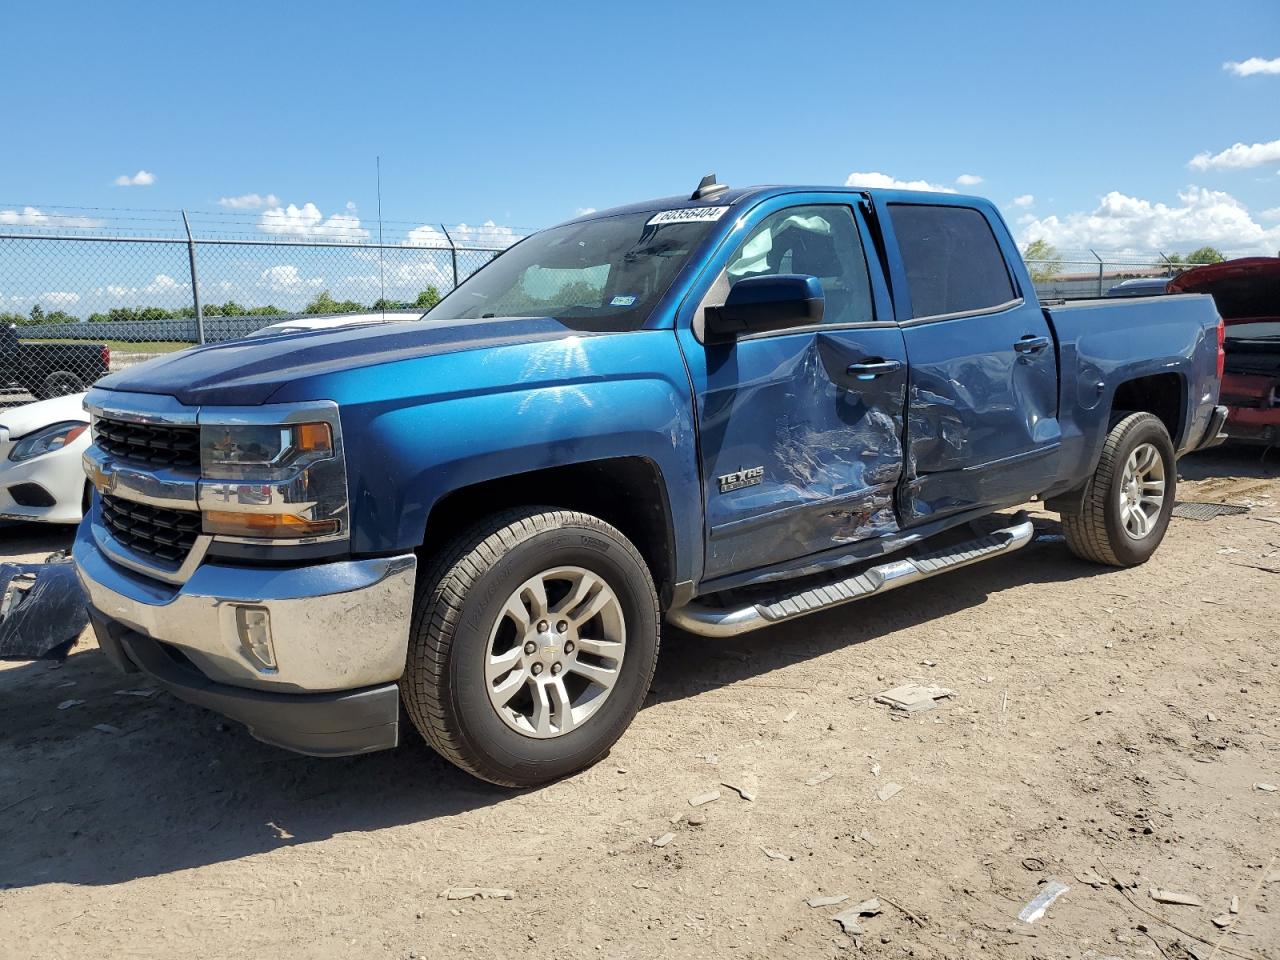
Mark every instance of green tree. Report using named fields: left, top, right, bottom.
left=414, top=286, right=442, bottom=309
left=45, top=310, right=78, bottom=324
left=28, top=304, right=45, bottom=325
left=1186, top=246, right=1226, bottom=265
left=1022, top=239, right=1063, bottom=284
left=372, top=297, right=403, bottom=311
left=304, top=290, right=364, bottom=314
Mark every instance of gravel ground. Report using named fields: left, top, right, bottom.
left=1, top=447, right=1277, bottom=959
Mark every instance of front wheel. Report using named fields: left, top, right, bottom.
left=401, top=508, right=660, bottom=787
left=1062, top=412, right=1176, bottom=567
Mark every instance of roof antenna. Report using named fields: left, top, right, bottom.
left=691, top=172, right=728, bottom=201
left=376, top=155, right=386, bottom=315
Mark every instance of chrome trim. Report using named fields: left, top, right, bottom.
left=83, top=447, right=199, bottom=511
left=85, top=388, right=199, bottom=426
left=75, top=519, right=417, bottom=693
left=80, top=390, right=352, bottom=581
left=89, top=511, right=212, bottom=586
left=667, top=519, right=1034, bottom=637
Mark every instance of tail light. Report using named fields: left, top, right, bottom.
left=100, top=345, right=111, bottom=370
left=1216, top=317, right=1225, bottom=381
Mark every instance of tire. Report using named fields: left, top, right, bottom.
left=401, top=507, right=660, bottom=787
left=1062, top=412, right=1176, bottom=567
left=37, top=371, right=84, bottom=400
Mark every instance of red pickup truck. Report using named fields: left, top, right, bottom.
left=1170, top=259, right=1280, bottom=447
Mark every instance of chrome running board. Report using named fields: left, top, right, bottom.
left=667, top=518, right=1035, bottom=638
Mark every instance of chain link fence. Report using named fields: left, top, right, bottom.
left=1026, top=254, right=1192, bottom=301
left=1, top=211, right=520, bottom=407
left=1, top=203, right=1224, bottom=410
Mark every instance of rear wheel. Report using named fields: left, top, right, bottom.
left=400, top=508, right=660, bottom=787
left=1062, top=412, right=1176, bottom=567
left=36, top=371, right=84, bottom=400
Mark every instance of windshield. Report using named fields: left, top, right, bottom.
left=426, top=210, right=723, bottom=330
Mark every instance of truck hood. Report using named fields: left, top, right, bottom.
left=1167, top=257, right=1280, bottom=321
left=95, top=316, right=596, bottom=406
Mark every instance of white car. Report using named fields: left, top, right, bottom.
left=0, top=392, right=91, bottom=525
left=0, top=316, right=411, bottom=528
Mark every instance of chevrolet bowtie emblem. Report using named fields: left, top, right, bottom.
left=87, top=458, right=116, bottom=495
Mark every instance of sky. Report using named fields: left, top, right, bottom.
left=2, top=0, right=1279, bottom=272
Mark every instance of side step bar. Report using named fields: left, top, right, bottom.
left=667, top=518, right=1035, bottom=638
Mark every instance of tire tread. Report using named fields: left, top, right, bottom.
left=400, top=507, right=658, bottom=786
left=1062, top=412, right=1167, bottom=567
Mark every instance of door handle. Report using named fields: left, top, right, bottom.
left=846, top=359, right=902, bottom=380
left=1014, top=335, right=1051, bottom=354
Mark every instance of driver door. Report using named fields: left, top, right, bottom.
left=677, top=201, right=908, bottom=582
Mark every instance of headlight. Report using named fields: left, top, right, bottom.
left=197, top=411, right=348, bottom=542
left=200, top=422, right=333, bottom=481
left=9, top=421, right=88, bottom=462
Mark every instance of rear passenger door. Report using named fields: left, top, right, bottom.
left=883, top=201, right=1061, bottom=523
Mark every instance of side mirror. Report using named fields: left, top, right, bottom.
left=704, top=274, right=824, bottom=343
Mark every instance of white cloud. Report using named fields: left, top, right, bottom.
left=955, top=174, right=983, bottom=186
left=448, top=220, right=521, bottom=249
left=1189, top=138, right=1280, bottom=171
left=6, top=290, right=81, bottom=308
left=143, top=273, right=186, bottom=295
left=404, top=224, right=451, bottom=248
left=218, top=192, right=280, bottom=210
left=575, top=206, right=598, bottom=216
left=0, top=205, right=104, bottom=229
left=844, top=171, right=956, bottom=193
left=113, top=170, right=156, bottom=187
left=1012, top=194, right=1035, bottom=207
left=1223, top=56, right=1280, bottom=77
left=1018, top=186, right=1280, bottom=256
left=1261, top=207, right=1280, bottom=221
left=258, top=201, right=370, bottom=240
left=260, top=264, right=323, bottom=292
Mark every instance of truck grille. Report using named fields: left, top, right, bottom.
left=94, top=417, right=200, bottom=469
left=101, top=494, right=202, bottom=565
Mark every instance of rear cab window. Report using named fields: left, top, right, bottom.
left=888, top=204, right=1018, bottom=320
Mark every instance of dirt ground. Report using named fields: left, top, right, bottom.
left=2, top=447, right=1277, bottom=960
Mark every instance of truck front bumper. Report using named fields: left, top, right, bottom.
left=73, top=520, right=417, bottom=756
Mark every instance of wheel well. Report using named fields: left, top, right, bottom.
left=1111, top=373, right=1185, bottom=445
left=422, top=458, right=678, bottom=607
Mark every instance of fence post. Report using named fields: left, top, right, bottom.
left=439, top=223, right=459, bottom=290
left=1090, top=249, right=1103, bottom=298
left=181, top=210, right=205, bottom=344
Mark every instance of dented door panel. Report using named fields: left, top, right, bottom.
left=694, top=326, right=908, bottom=578
left=899, top=304, right=1062, bottom=523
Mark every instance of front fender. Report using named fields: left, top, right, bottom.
left=321, top=332, right=701, bottom=584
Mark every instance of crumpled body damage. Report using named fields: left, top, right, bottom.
left=697, top=329, right=908, bottom=577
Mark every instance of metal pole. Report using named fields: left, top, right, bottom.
left=439, top=223, right=459, bottom=289
left=1090, top=249, right=1103, bottom=298
left=181, top=210, right=205, bottom=344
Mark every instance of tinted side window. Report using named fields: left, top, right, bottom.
left=889, top=204, right=1016, bottom=319
left=725, top=205, right=874, bottom=326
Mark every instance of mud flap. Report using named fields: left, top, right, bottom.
left=0, top=557, right=90, bottom=661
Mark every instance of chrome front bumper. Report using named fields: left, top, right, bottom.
left=73, top=519, right=417, bottom=693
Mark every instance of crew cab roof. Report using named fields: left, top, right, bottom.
left=563, top=185, right=991, bottom=225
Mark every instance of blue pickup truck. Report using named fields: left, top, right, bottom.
left=73, top=179, right=1227, bottom=786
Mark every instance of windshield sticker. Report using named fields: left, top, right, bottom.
left=610, top=295, right=637, bottom=307
left=646, top=206, right=730, bottom=227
